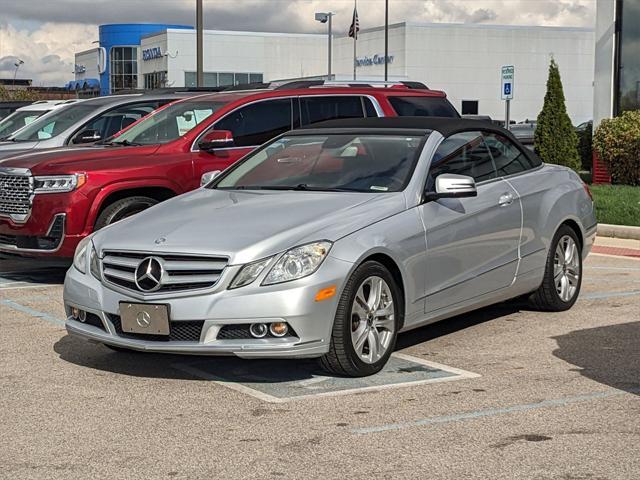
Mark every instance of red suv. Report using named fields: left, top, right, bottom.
left=0, top=81, right=458, bottom=259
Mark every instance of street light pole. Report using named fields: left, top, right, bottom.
left=315, top=12, right=335, bottom=80
left=196, top=0, right=204, bottom=87
left=384, top=0, right=389, bottom=81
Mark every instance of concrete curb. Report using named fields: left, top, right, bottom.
left=597, top=223, right=640, bottom=240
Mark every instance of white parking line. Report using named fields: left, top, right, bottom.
left=171, top=353, right=480, bottom=403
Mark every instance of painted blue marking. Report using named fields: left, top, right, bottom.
left=0, top=299, right=66, bottom=327
left=353, top=388, right=640, bottom=434
left=581, top=290, right=640, bottom=300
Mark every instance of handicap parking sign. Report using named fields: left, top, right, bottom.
left=501, top=65, right=514, bottom=100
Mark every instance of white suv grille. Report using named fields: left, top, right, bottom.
left=0, top=173, right=32, bottom=221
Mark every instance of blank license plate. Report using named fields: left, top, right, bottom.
left=120, top=302, right=170, bottom=335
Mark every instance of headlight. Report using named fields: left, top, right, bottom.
left=262, top=241, right=332, bottom=285
left=228, top=257, right=272, bottom=289
left=73, top=236, right=92, bottom=273
left=34, top=174, right=86, bottom=194
left=90, top=244, right=101, bottom=280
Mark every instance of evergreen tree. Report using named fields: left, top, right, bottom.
left=534, top=58, right=581, bottom=170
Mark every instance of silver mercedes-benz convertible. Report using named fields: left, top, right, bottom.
left=64, top=117, right=597, bottom=376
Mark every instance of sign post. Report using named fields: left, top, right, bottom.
left=501, top=65, right=514, bottom=130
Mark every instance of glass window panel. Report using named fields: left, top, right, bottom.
left=218, top=72, right=234, bottom=86
left=428, top=131, right=497, bottom=183
left=618, top=0, right=640, bottom=112
left=204, top=72, right=218, bottom=87
left=185, top=72, right=196, bottom=87
left=249, top=73, right=264, bottom=83
left=234, top=73, right=249, bottom=85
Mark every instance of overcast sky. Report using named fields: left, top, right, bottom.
left=0, top=0, right=596, bottom=86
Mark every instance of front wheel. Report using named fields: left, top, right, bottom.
left=94, top=196, right=159, bottom=230
left=529, top=225, right=583, bottom=311
left=319, top=261, right=401, bottom=377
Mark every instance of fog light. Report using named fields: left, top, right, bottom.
left=249, top=323, right=268, bottom=338
left=269, top=322, right=289, bottom=337
left=71, top=307, right=87, bottom=322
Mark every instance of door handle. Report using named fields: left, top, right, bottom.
left=498, top=192, right=514, bottom=206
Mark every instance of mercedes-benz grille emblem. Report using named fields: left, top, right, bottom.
left=136, top=311, right=151, bottom=328
left=134, top=256, right=165, bottom=292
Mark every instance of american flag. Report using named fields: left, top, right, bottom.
left=348, top=7, right=359, bottom=39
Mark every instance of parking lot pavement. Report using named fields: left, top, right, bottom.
left=1, top=252, right=639, bottom=479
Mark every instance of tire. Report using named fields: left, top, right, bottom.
left=529, top=225, right=583, bottom=311
left=94, top=196, right=158, bottom=230
left=319, top=261, right=401, bottom=377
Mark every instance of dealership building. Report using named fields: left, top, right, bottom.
left=594, top=0, right=640, bottom=125
left=71, top=21, right=595, bottom=123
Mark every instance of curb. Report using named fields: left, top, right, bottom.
left=597, top=223, right=640, bottom=240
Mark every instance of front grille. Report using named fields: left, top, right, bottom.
left=108, top=314, right=204, bottom=342
left=101, top=251, right=228, bottom=294
left=217, top=324, right=298, bottom=340
left=0, top=173, right=32, bottom=219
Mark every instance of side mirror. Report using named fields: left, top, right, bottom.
left=73, top=129, right=102, bottom=144
left=198, top=130, right=234, bottom=152
left=425, top=173, right=477, bottom=201
left=201, top=170, right=221, bottom=187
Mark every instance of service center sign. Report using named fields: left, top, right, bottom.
left=501, top=65, right=514, bottom=100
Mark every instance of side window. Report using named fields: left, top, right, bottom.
left=363, top=97, right=378, bottom=117
left=215, top=98, right=292, bottom=147
left=74, top=102, right=160, bottom=141
left=483, top=132, right=541, bottom=176
left=300, top=96, right=365, bottom=125
left=388, top=96, right=459, bottom=118
left=428, top=131, right=497, bottom=187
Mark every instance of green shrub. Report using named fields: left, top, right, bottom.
left=534, top=59, right=581, bottom=171
left=593, top=110, right=640, bottom=186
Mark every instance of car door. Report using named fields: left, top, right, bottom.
left=191, top=98, right=294, bottom=184
left=419, top=130, right=522, bottom=314
left=483, top=131, right=546, bottom=278
left=68, top=100, right=167, bottom=144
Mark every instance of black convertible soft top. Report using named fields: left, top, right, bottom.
left=300, top=116, right=515, bottom=139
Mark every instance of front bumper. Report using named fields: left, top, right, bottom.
left=63, top=255, right=353, bottom=359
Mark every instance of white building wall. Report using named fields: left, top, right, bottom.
left=140, top=29, right=327, bottom=87
left=593, top=0, right=617, bottom=126
left=74, top=49, right=100, bottom=82
left=335, top=23, right=594, bottom=124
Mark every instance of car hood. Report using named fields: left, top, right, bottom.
left=0, top=145, right=160, bottom=173
left=93, top=188, right=407, bottom=265
left=0, top=141, right=36, bottom=159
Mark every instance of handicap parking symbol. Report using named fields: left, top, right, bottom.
left=504, top=83, right=512, bottom=96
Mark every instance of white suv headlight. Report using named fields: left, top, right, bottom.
left=34, top=174, right=86, bottom=194
left=262, top=241, right=332, bottom=285
left=73, top=236, right=92, bottom=273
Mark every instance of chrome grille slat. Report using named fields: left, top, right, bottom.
left=101, top=250, right=228, bottom=294
left=0, top=173, right=32, bottom=219
left=164, top=274, right=221, bottom=285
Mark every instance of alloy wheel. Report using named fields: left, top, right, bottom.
left=553, top=235, right=580, bottom=302
left=350, top=275, right=395, bottom=364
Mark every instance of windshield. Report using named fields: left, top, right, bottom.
left=214, top=133, right=425, bottom=192
left=107, top=100, right=227, bottom=145
left=0, top=110, right=48, bottom=139
left=11, top=104, right=97, bottom=142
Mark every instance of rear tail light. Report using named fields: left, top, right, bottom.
left=582, top=181, right=593, bottom=202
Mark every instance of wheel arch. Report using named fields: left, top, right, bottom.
left=86, top=183, right=179, bottom=231
left=357, top=251, right=407, bottom=330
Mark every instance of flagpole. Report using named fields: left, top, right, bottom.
left=353, top=0, right=357, bottom=80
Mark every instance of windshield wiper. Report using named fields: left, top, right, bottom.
left=222, top=184, right=362, bottom=192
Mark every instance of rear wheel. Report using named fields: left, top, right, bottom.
left=94, top=196, right=158, bottom=230
left=529, top=225, right=582, bottom=311
left=319, top=261, right=400, bottom=377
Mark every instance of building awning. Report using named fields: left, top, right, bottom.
left=65, top=79, right=100, bottom=90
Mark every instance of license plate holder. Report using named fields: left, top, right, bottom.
left=119, top=302, right=170, bottom=335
